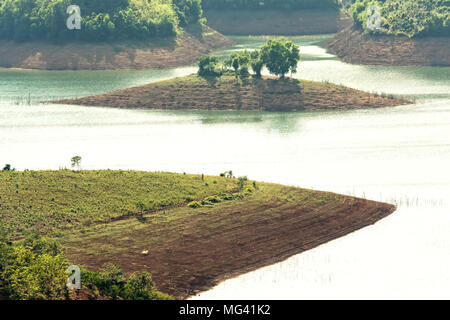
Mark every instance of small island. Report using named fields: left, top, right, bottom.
left=55, top=38, right=411, bottom=111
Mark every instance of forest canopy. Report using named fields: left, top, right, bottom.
left=202, top=0, right=339, bottom=10
left=0, top=0, right=203, bottom=42
left=350, top=0, right=450, bottom=37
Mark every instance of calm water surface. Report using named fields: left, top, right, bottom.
left=1, top=35, right=449, bottom=299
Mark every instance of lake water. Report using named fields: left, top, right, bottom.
left=1, top=35, right=449, bottom=299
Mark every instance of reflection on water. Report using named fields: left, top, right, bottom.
left=1, top=34, right=449, bottom=299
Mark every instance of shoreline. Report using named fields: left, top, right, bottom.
left=53, top=75, right=412, bottom=112
left=0, top=25, right=233, bottom=71
left=61, top=180, right=396, bottom=299
left=0, top=170, right=396, bottom=299
left=327, top=26, right=450, bottom=67
left=187, top=197, right=395, bottom=300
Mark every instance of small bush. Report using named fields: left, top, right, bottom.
left=198, top=56, right=221, bottom=78
left=0, top=241, right=67, bottom=300
left=221, top=193, right=235, bottom=201
left=244, top=187, right=253, bottom=194
left=82, top=264, right=172, bottom=300
left=188, top=201, right=202, bottom=208
left=237, top=176, right=248, bottom=190
left=202, top=195, right=222, bottom=204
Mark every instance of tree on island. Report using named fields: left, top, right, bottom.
left=250, top=50, right=264, bottom=78
left=197, top=38, right=300, bottom=80
left=261, top=38, right=300, bottom=78
left=197, top=56, right=221, bottom=77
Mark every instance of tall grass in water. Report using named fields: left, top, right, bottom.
left=346, top=190, right=445, bottom=208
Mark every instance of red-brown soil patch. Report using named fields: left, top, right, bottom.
left=63, top=184, right=396, bottom=299
left=328, top=26, right=450, bottom=66
left=0, top=25, right=232, bottom=70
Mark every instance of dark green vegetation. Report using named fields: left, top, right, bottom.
left=0, top=234, right=171, bottom=300
left=198, top=37, right=300, bottom=78
left=0, top=0, right=203, bottom=42
left=350, top=0, right=450, bottom=37
left=202, top=0, right=339, bottom=10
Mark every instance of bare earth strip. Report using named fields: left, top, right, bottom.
left=328, top=26, right=450, bottom=67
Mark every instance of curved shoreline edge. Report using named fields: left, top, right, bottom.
left=0, top=25, right=233, bottom=71
left=46, top=173, right=396, bottom=299
left=328, top=26, right=450, bottom=67
left=1, top=170, right=397, bottom=299
left=53, top=75, right=412, bottom=111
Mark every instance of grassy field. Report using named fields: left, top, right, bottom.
left=0, top=170, right=396, bottom=298
left=0, top=170, right=240, bottom=240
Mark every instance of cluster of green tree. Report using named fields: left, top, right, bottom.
left=350, top=0, right=450, bottom=37
left=2, top=164, right=15, bottom=171
left=0, top=234, right=171, bottom=300
left=202, top=0, right=339, bottom=10
left=198, top=37, right=300, bottom=79
left=0, top=0, right=203, bottom=42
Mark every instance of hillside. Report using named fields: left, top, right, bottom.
left=54, top=75, right=411, bottom=111
left=0, top=0, right=233, bottom=70
left=328, top=0, right=450, bottom=66
left=328, top=26, right=450, bottom=66
left=203, top=9, right=340, bottom=35
left=349, top=0, right=449, bottom=38
left=202, top=0, right=340, bottom=35
left=0, top=170, right=396, bottom=299
left=0, top=25, right=232, bottom=70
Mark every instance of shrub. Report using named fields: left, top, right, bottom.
left=202, top=195, right=222, bottom=204
left=82, top=264, right=172, bottom=300
left=2, top=164, right=15, bottom=171
left=244, top=187, right=253, bottom=194
left=0, top=242, right=68, bottom=300
left=197, top=56, right=221, bottom=78
left=188, top=201, right=202, bottom=208
left=237, top=176, right=248, bottom=190
left=350, top=0, right=450, bottom=37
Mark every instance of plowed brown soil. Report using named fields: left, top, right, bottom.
left=62, top=184, right=396, bottom=299
left=55, top=75, right=411, bottom=111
